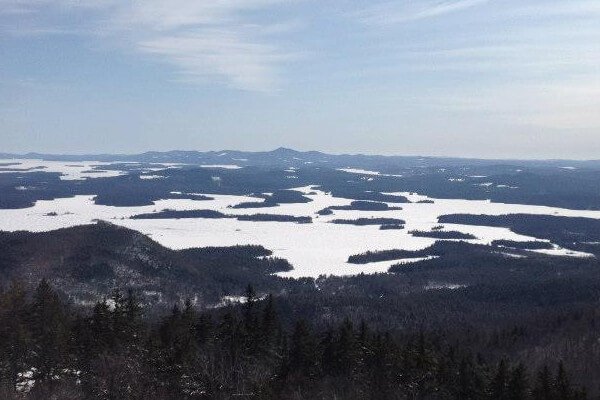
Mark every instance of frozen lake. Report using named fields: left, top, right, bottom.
left=0, top=159, right=129, bottom=180
left=0, top=184, right=598, bottom=278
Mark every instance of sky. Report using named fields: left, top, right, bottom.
left=1, top=0, right=600, bottom=159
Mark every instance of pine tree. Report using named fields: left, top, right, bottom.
left=261, top=294, right=278, bottom=347
left=242, top=285, right=260, bottom=354
left=367, top=333, right=393, bottom=400
left=532, top=365, right=553, bottom=400
left=289, top=320, right=319, bottom=377
left=320, top=328, right=336, bottom=374
left=196, top=313, right=213, bottom=345
left=243, top=284, right=257, bottom=329
left=490, top=359, right=509, bottom=400
left=112, top=289, right=143, bottom=350
left=554, top=361, right=573, bottom=400
left=335, top=318, right=356, bottom=376
left=218, top=309, right=241, bottom=364
left=0, top=282, right=31, bottom=391
left=157, top=300, right=199, bottom=397
left=456, top=357, right=485, bottom=400
left=178, top=299, right=198, bottom=365
left=507, top=363, right=528, bottom=400
left=28, top=279, right=69, bottom=385
left=90, top=300, right=114, bottom=353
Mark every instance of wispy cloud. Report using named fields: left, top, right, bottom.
left=512, top=1, right=600, bottom=18
left=138, top=29, right=292, bottom=92
left=1, top=0, right=298, bottom=91
left=355, top=0, right=489, bottom=26
left=343, top=0, right=600, bottom=135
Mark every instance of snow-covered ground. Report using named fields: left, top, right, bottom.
left=0, top=159, right=127, bottom=180
left=199, top=164, right=242, bottom=169
left=337, top=168, right=403, bottom=177
left=0, top=159, right=186, bottom=180
left=0, top=185, right=598, bottom=278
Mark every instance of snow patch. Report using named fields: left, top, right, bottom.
left=200, top=164, right=242, bottom=169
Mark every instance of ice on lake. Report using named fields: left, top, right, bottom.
left=0, top=185, right=598, bottom=278
left=0, top=159, right=187, bottom=180
left=0, top=159, right=127, bottom=180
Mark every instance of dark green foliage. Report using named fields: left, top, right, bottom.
left=325, top=201, right=403, bottom=212
left=317, top=207, right=334, bottom=215
left=131, top=209, right=313, bottom=223
left=348, top=248, right=428, bottom=264
left=328, top=189, right=410, bottom=204
left=70, top=262, right=115, bottom=281
left=230, top=190, right=312, bottom=209
left=508, top=364, right=528, bottom=400
left=28, top=280, right=70, bottom=385
left=330, top=217, right=406, bottom=226
left=0, top=283, right=30, bottom=390
left=0, top=223, right=295, bottom=307
left=379, top=224, right=404, bottom=230
left=131, top=209, right=228, bottom=219
left=236, top=214, right=312, bottom=223
left=5, top=150, right=600, bottom=211
left=491, top=360, right=510, bottom=400
left=438, top=214, right=600, bottom=256
left=0, top=281, right=589, bottom=399
left=492, top=240, right=554, bottom=250
left=409, top=230, right=477, bottom=239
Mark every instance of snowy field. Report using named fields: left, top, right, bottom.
left=0, top=159, right=127, bottom=180
left=0, top=159, right=240, bottom=180
left=0, top=183, right=599, bottom=278
left=337, top=168, right=403, bottom=177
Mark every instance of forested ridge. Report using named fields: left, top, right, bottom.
left=2, top=224, right=600, bottom=396
left=0, top=281, right=589, bottom=400
left=5, top=151, right=600, bottom=211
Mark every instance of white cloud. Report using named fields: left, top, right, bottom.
left=1, top=0, right=298, bottom=91
left=3, top=0, right=600, bottom=141
left=346, top=0, right=600, bottom=123
left=355, top=0, right=489, bottom=26
left=139, top=29, right=289, bottom=92
left=512, top=1, right=600, bottom=18
left=113, top=0, right=285, bottom=30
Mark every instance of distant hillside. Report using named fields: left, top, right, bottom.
left=0, top=222, right=293, bottom=309
left=4, top=148, right=600, bottom=211
left=3, top=147, right=600, bottom=169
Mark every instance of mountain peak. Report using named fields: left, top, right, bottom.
left=271, top=147, right=298, bottom=154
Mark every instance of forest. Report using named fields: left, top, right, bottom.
left=131, top=210, right=313, bottom=223
left=2, top=224, right=600, bottom=396
left=408, top=230, right=477, bottom=240
left=323, top=201, right=403, bottom=212
left=330, top=217, right=406, bottom=226
left=491, top=240, right=554, bottom=250
left=0, top=281, right=589, bottom=400
left=4, top=148, right=600, bottom=212
left=438, top=214, right=600, bottom=256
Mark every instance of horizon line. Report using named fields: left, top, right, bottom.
left=1, top=147, right=599, bottom=163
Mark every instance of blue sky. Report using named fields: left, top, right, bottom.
left=1, top=0, right=600, bottom=158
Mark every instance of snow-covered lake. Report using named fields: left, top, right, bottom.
left=0, top=184, right=598, bottom=278
left=0, top=159, right=127, bottom=180
left=0, top=159, right=188, bottom=180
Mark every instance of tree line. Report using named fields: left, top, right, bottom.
left=0, top=280, right=589, bottom=399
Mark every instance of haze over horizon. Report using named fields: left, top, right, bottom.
left=2, top=0, right=600, bottom=158
left=4, top=146, right=600, bottom=163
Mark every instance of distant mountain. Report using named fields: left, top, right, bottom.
left=4, top=147, right=600, bottom=211
left=3, top=148, right=600, bottom=169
